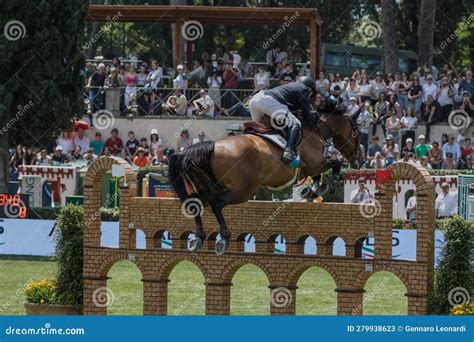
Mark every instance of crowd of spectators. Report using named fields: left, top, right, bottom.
left=11, top=44, right=473, bottom=180
left=336, top=65, right=473, bottom=171
left=82, top=43, right=310, bottom=118
left=8, top=126, right=220, bottom=180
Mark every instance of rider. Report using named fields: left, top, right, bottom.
left=248, top=77, right=318, bottom=165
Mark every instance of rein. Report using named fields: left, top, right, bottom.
left=317, top=113, right=361, bottom=161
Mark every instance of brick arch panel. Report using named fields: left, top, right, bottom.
left=156, top=254, right=208, bottom=282
left=95, top=251, right=146, bottom=279
left=285, top=260, right=341, bottom=288
left=83, top=159, right=435, bottom=316
left=221, top=258, right=274, bottom=284
left=351, top=263, right=412, bottom=293
left=83, top=156, right=135, bottom=189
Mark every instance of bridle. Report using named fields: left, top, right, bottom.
left=317, top=113, right=361, bottom=163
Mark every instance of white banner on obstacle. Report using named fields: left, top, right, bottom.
left=0, top=219, right=444, bottom=268
left=21, top=175, right=42, bottom=207
left=343, top=172, right=458, bottom=219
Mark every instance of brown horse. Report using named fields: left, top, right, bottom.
left=169, top=111, right=364, bottom=255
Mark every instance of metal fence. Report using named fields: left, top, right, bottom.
left=85, top=86, right=256, bottom=117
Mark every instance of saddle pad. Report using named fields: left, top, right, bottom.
left=244, top=130, right=287, bottom=150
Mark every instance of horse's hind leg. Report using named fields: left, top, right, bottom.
left=189, top=212, right=206, bottom=252
left=209, top=190, right=244, bottom=255
left=210, top=203, right=230, bottom=256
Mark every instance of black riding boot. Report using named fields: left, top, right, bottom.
left=282, top=124, right=302, bottom=164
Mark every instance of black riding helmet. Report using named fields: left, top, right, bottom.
left=299, top=76, right=316, bottom=93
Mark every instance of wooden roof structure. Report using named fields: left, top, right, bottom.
left=87, top=5, right=321, bottom=77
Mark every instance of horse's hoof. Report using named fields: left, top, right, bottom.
left=315, top=183, right=329, bottom=196
left=215, top=239, right=229, bottom=256
left=300, top=187, right=313, bottom=199
left=188, top=236, right=203, bottom=252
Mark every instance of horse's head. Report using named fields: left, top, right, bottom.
left=319, top=108, right=365, bottom=168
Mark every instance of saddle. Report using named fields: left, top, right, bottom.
left=242, top=116, right=291, bottom=150
left=243, top=116, right=288, bottom=137
left=242, top=116, right=303, bottom=191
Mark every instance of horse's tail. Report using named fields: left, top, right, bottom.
left=168, top=152, right=189, bottom=203
left=168, top=141, right=222, bottom=206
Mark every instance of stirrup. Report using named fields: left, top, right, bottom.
left=282, top=150, right=300, bottom=168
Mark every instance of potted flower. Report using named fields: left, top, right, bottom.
left=450, top=302, right=474, bottom=315
left=24, top=278, right=81, bottom=315
left=24, top=204, right=84, bottom=315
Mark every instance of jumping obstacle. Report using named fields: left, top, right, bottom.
left=83, top=157, right=436, bottom=315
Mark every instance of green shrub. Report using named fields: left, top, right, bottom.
left=428, top=216, right=474, bottom=314
left=26, top=206, right=118, bottom=221
left=55, top=204, right=84, bottom=305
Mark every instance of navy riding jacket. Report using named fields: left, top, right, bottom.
left=265, top=82, right=313, bottom=122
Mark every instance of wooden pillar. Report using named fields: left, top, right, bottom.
left=315, top=18, right=321, bottom=72
left=205, top=282, right=232, bottom=315
left=173, top=20, right=183, bottom=68
left=186, top=40, right=193, bottom=71
left=143, top=278, right=169, bottom=315
left=309, top=16, right=318, bottom=79
left=269, top=285, right=296, bottom=315
left=336, top=288, right=365, bottom=315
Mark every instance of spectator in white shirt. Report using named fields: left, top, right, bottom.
left=173, top=64, right=188, bottom=94
left=406, top=192, right=417, bottom=222
left=347, top=96, right=360, bottom=116
left=422, top=74, right=437, bottom=103
left=146, top=60, right=163, bottom=91
left=73, top=128, right=90, bottom=156
left=192, top=90, right=215, bottom=117
left=418, top=156, right=433, bottom=171
left=265, top=44, right=287, bottom=76
left=435, top=182, right=458, bottom=218
left=350, top=178, right=373, bottom=203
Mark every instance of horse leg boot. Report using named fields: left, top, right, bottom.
left=189, top=214, right=206, bottom=252
left=209, top=202, right=231, bottom=256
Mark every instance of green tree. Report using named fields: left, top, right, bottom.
left=0, top=1, right=88, bottom=192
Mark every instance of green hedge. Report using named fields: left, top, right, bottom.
left=428, top=216, right=474, bottom=315
left=28, top=206, right=119, bottom=221
left=55, top=204, right=84, bottom=305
